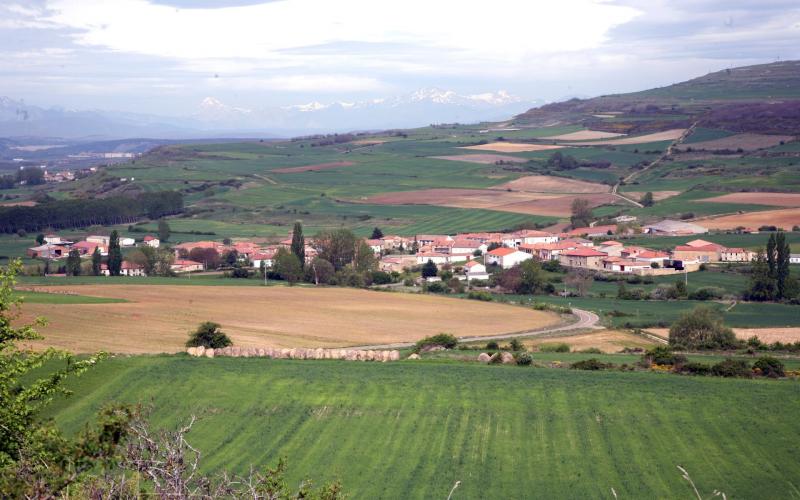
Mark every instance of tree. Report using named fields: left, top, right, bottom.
left=766, top=232, right=777, bottom=280
left=308, top=257, right=335, bottom=285
left=290, top=221, right=305, bottom=268
left=157, top=219, right=171, bottom=242
left=65, top=249, right=82, bottom=276
left=353, top=240, right=377, bottom=272
left=314, top=229, right=361, bottom=271
left=188, top=247, right=220, bottom=269
left=775, top=232, right=791, bottom=300
left=421, top=259, right=438, bottom=278
left=185, top=321, right=232, bottom=349
left=274, top=248, right=303, bottom=284
left=746, top=250, right=775, bottom=301
left=640, top=191, right=654, bottom=207
left=565, top=269, right=593, bottom=297
left=107, top=230, right=122, bottom=276
left=570, top=198, right=593, bottom=228
left=224, top=249, right=239, bottom=266
left=35, top=233, right=45, bottom=245
left=0, top=260, right=132, bottom=496
left=668, top=306, right=737, bottom=350
left=517, top=260, right=550, bottom=294
left=371, top=227, right=384, bottom=239
left=91, top=247, right=102, bottom=276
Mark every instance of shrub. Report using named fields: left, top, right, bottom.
left=577, top=347, right=603, bottom=354
left=678, top=362, right=711, bottom=375
left=415, top=333, right=458, bottom=351
left=570, top=358, right=611, bottom=370
left=710, top=358, right=751, bottom=378
left=426, top=282, right=448, bottom=294
left=754, top=356, right=785, bottom=378
left=186, top=321, right=232, bottom=349
left=515, top=352, right=533, bottom=366
left=467, top=290, right=493, bottom=302
left=539, top=343, right=570, bottom=353
left=370, top=270, right=392, bottom=285
left=486, top=341, right=499, bottom=350
left=688, top=286, right=724, bottom=301
left=509, top=338, right=525, bottom=352
left=642, top=346, right=687, bottom=366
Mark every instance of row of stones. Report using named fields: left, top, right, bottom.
left=478, top=352, right=516, bottom=364
left=187, top=346, right=401, bottom=362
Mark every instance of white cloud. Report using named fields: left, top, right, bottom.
left=42, top=0, right=640, bottom=67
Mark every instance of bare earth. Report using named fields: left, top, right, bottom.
left=623, top=190, right=682, bottom=202
left=699, top=192, right=800, bottom=208
left=697, top=208, right=800, bottom=229
left=524, top=329, right=658, bottom=353
left=432, top=154, right=528, bottom=164
left=686, top=134, right=793, bottom=151
left=650, top=328, right=800, bottom=344
left=20, top=285, right=560, bottom=354
left=566, top=129, right=686, bottom=146
left=541, top=130, right=625, bottom=141
left=495, top=175, right=611, bottom=194
left=461, top=142, right=564, bottom=153
left=272, top=161, right=355, bottom=173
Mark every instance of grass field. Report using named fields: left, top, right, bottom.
left=43, top=356, right=800, bottom=498
left=21, top=285, right=561, bottom=353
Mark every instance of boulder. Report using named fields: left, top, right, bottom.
left=187, top=347, right=197, bottom=357
left=204, top=348, right=215, bottom=358
left=390, top=350, right=400, bottom=361
left=501, top=352, right=515, bottom=364
left=478, top=353, right=491, bottom=363
left=231, top=346, right=241, bottom=357
left=407, top=353, right=420, bottom=360
left=257, top=348, right=266, bottom=357
left=280, top=348, right=290, bottom=359
left=196, top=346, right=205, bottom=357
left=221, top=346, right=232, bottom=356
left=315, top=348, right=325, bottom=360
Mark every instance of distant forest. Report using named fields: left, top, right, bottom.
left=0, top=191, right=183, bottom=233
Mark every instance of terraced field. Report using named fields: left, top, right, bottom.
left=45, top=356, right=800, bottom=498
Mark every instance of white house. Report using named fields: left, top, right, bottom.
left=502, top=230, right=559, bottom=247
left=86, top=235, right=110, bottom=246
left=43, top=234, right=63, bottom=244
left=464, top=261, right=490, bottom=281
left=101, top=262, right=146, bottom=277
left=119, top=237, right=136, bottom=247
left=415, top=252, right=470, bottom=266
left=171, top=259, right=204, bottom=273
left=484, top=247, right=532, bottom=269
left=789, top=254, right=800, bottom=264
left=143, top=235, right=160, bottom=248
left=251, top=251, right=276, bottom=269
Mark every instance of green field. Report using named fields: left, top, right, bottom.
left=45, top=356, right=800, bottom=498
left=12, top=290, right=127, bottom=304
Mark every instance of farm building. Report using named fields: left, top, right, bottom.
left=379, top=255, right=417, bottom=272
left=143, top=235, right=160, bottom=248
left=559, top=247, right=607, bottom=269
left=672, top=244, right=721, bottom=263
left=484, top=247, right=532, bottom=269
left=501, top=229, right=559, bottom=247
left=86, top=235, right=110, bottom=246
left=791, top=254, right=800, bottom=264
left=101, top=261, right=146, bottom=277
left=464, top=261, right=489, bottom=281
left=720, top=248, right=756, bottom=262
left=119, top=237, right=136, bottom=247
left=27, top=243, right=67, bottom=259
left=171, top=259, right=204, bottom=273
left=366, top=239, right=384, bottom=255
left=644, top=220, right=708, bottom=236
left=251, top=251, right=277, bottom=269
left=71, top=241, right=105, bottom=256
left=416, top=252, right=469, bottom=265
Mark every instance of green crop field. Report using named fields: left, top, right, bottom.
left=44, top=356, right=800, bottom=498
left=11, top=290, right=127, bottom=304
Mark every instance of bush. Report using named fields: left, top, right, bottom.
left=509, top=338, right=525, bottom=352
left=710, top=358, right=751, bottom=378
left=753, top=356, right=785, bottom=378
left=642, top=346, right=687, bottom=366
left=467, top=290, right=493, bottom=301
left=668, top=306, right=738, bottom=350
left=577, top=347, right=603, bottom=354
left=515, top=352, right=533, bottom=366
left=415, top=333, right=458, bottom=351
left=426, top=282, right=448, bottom=293
left=186, top=321, right=232, bottom=349
left=678, top=362, right=711, bottom=376
left=688, top=286, right=724, bottom=301
left=486, top=341, right=499, bottom=350
left=370, top=270, right=392, bottom=285
left=539, top=343, right=570, bottom=353
left=570, top=358, right=611, bottom=370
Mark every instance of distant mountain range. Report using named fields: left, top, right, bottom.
left=0, top=89, right=539, bottom=140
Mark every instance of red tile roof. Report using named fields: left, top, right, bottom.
left=562, top=247, right=607, bottom=257
left=487, top=247, right=517, bottom=257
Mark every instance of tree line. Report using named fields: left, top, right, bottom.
left=746, top=232, right=797, bottom=302
left=0, top=191, right=183, bottom=233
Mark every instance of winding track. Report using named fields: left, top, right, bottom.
left=350, top=307, right=601, bottom=350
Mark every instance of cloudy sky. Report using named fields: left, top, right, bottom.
left=1, top=0, right=799, bottom=115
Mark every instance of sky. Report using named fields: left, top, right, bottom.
left=1, top=0, right=799, bottom=115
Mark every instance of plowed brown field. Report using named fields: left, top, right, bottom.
left=699, top=192, right=800, bottom=207
left=697, top=208, right=800, bottom=229
left=461, top=142, right=563, bottom=152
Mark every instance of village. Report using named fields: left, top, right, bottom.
left=22, top=217, right=780, bottom=281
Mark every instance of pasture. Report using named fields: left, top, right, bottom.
left=20, top=285, right=561, bottom=353
left=44, top=356, right=800, bottom=498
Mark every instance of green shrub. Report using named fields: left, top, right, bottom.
left=426, top=282, right=448, bottom=293
left=486, top=341, right=499, bottom=351
left=415, top=333, right=458, bottom=351
left=711, top=358, right=751, bottom=378
left=539, top=343, right=570, bottom=353
left=642, top=346, right=687, bottom=366
left=679, top=362, right=711, bottom=375
left=570, top=358, right=612, bottom=370
left=186, top=321, right=232, bottom=349
left=370, top=271, right=393, bottom=285
left=515, top=352, right=533, bottom=366
left=467, top=290, right=493, bottom=301
left=688, top=287, right=724, bottom=301
left=508, top=338, right=525, bottom=352
left=754, top=356, right=785, bottom=378
left=669, top=306, right=738, bottom=350
left=577, top=347, right=602, bottom=354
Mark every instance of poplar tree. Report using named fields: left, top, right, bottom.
left=290, top=221, right=305, bottom=268
left=775, top=232, right=791, bottom=300
left=107, top=230, right=122, bottom=276
left=91, top=247, right=102, bottom=276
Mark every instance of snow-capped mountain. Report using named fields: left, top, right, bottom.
left=0, top=88, right=539, bottom=139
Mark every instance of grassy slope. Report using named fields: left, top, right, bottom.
left=45, top=356, right=800, bottom=498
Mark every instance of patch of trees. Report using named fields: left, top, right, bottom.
left=745, top=232, right=797, bottom=302
left=699, top=101, right=800, bottom=135
left=494, top=260, right=554, bottom=295
left=0, top=166, right=45, bottom=190
left=185, top=321, right=232, bottom=349
left=668, top=306, right=738, bottom=350
left=570, top=198, right=594, bottom=228
left=544, top=152, right=611, bottom=171
left=0, top=191, right=183, bottom=233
